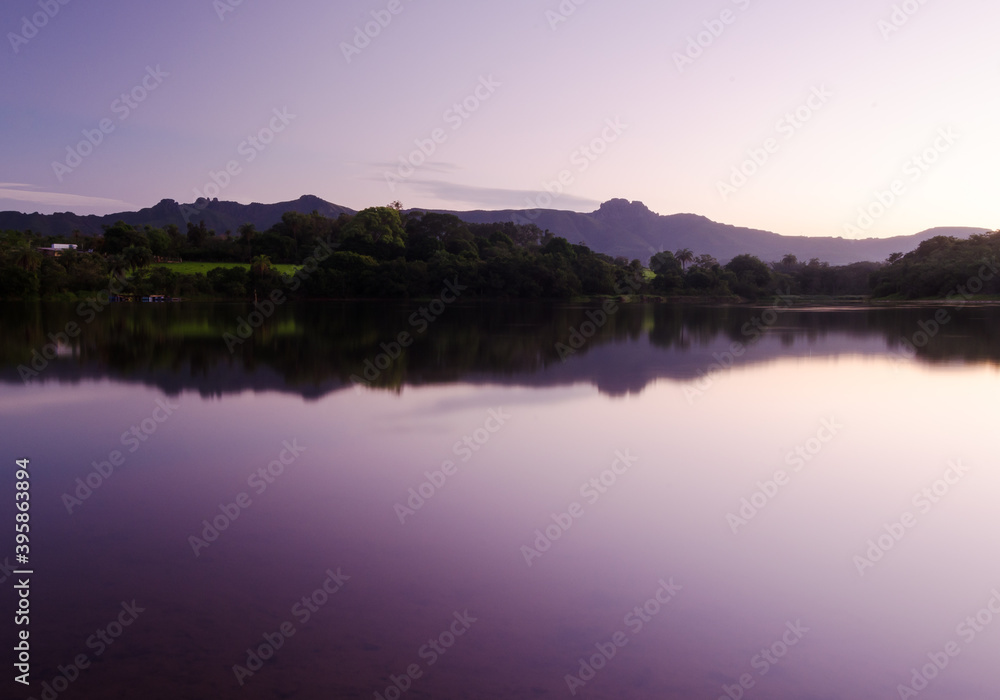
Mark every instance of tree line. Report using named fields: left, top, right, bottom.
left=0, top=205, right=996, bottom=301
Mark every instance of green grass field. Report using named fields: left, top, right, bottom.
left=153, top=262, right=301, bottom=275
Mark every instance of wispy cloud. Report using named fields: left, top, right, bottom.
left=0, top=184, right=133, bottom=211
left=403, top=180, right=600, bottom=211
left=366, top=161, right=461, bottom=175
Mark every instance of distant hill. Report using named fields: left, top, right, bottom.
left=0, top=195, right=355, bottom=238
left=434, top=198, right=989, bottom=266
left=1, top=195, right=988, bottom=265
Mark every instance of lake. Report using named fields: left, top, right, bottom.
left=2, top=300, right=999, bottom=699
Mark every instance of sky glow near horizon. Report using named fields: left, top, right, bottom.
left=1, top=0, right=997, bottom=239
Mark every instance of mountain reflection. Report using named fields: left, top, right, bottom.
left=3, top=301, right=999, bottom=398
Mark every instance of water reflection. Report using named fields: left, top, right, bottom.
left=2, top=302, right=1000, bottom=699
left=3, top=301, right=1000, bottom=396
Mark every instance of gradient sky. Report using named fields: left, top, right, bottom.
left=1, top=0, right=997, bottom=238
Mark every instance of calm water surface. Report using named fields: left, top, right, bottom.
left=2, top=301, right=999, bottom=699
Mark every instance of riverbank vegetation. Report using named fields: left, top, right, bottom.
left=0, top=205, right=996, bottom=302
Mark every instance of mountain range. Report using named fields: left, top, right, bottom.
left=2, top=195, right=989, bottom=265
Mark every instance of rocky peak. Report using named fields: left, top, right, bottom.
left=594, top=198, right=655, bottom=221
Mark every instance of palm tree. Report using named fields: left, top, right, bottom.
left=249, top=255, right=274, bottom=303
left=11, top=242, right=41, bottom=273
left=238, top=223, right=256, bottom=261
left=675, top=248, right=694, bottom=270
left=250, top=254, right=272, bottom=278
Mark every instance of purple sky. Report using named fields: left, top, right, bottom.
left=1, top=0, right=997, bottom=238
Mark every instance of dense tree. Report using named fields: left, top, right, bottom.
left=208, top=266, right=248, bottom=297
left=165, top=224, right=184, bottom=253
left=341, top=206, right=406, bottom=259
left=237, top=223, right=256, bottom=261
left=871, top=231, right=1000, bottom=298
left=11, top=240, right=41, bottom=273
left=725, top=254, right=773, bottom=299
left=651, top=251, right=683, bottom=293
left=251, top=232, right=296, bottom=263
left=146, top=228, right=171, bottom=258
left=106, top=254, right=128, bottom=281
left=186, top=221, right=211, bottom=248
left=269, top=211, right=340, bottom=259
left=100, top=221, right=148, bottom=255
left=123, top=245, right=153, bottom=272
left=2, top=208, right=995, bottom=302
